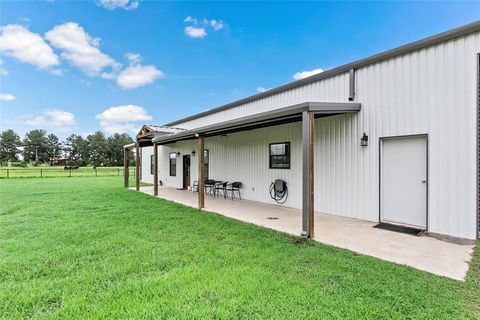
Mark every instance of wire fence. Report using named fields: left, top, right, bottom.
left=0, top=168, right=137, bottom=179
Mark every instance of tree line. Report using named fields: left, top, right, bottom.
left=0, top=129, right=134, bottom=167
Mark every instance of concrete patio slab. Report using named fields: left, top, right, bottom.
left=134, top=186, right=474, bottom=281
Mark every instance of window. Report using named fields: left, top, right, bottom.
left=169, top=153, right=177, bottom=176
left=150, top=155, right=154, bottom=175
left=204, top=149, right=209, bottom=179
left=269, top=142, right=290, bottom=169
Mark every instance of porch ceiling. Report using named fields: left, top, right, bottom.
left=152, top=101, right=361, bottom=145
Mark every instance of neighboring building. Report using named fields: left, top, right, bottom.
left=50, top=157, right=66, bottom=166
left=127, top=21, right=480, bottom=241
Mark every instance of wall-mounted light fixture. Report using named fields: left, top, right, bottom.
left=191, top=150, right=196, bottom=156
left=360, top=133, right=368, bottom=147
left=176, top=152, right=181, bottom=157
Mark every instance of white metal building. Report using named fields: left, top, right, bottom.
left=127, top=21, right=480, bottom=241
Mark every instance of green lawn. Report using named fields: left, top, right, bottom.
left=0, top=177, right=478, bottom=319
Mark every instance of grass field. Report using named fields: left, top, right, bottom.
left=0, top=166, right=135, bottom=179
left=0, top=177, right=478, bottom=319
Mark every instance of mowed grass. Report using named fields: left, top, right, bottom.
left=0, top=178, right=478, bottom=319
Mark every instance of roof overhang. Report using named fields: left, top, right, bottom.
left=135, top=124, right=187, bottom=147
left=152, top=101, right=361, bottom=145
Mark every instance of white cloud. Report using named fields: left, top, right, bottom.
left=183, top=17, right=225, bottom=38
left=116, top=53, right=164, bottom=89
left=184, top=26, right=207, bottom=39
left=96, top=104, right=151, bottom=134
left=293, top=68, right=324, bottom=80
left=256, top=86, right=270, bottom=93
left=210, top=19, right=224, bottom=31
left=0, top=24, right=59, bottom=69
left=100, top=72, right=116, bottom=79
left=49, top=68, right=64, bottom=76
left=98, top=0, right=139, bottom=10
left=16, top=109, right=76, bottom=131
left=45, top=22, right=120, bottom=76
left=0, top=93, right=16, bottom=101
left=184, top=16, right=197, bottom=24
left=125, top=52, right=141, bottom=64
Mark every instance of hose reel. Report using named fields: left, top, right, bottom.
left=269, top=179, right=288, bottom=204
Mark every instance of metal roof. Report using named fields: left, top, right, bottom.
left=123, top=143, right=136, bottom=149
left=144, top=125, right=186, bottom=135
left=153, top=102, right=361, bottom=145
left=165, top=20, right=480, bottom=127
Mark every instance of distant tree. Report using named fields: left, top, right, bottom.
left=0, top=129, right=22, bottom=165
left=87, top=131, right=107, bottom=167
left=106, top=133, right=134, bottom=166
left=46, top=133, right=62, bottom=164
left=64, top=134, right=89, bottom=166
left=23, top=129, right=49, bottom=164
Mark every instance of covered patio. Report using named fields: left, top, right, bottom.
left=135, top=185, right=474, bottom=281
left=126, top=102, right=364, bottom=239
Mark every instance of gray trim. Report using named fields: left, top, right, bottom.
left=477, top=53, right=480, bottom=239
left=165, top=20, right=480, bottom=127
left=348, top=69, right=355, bottom=101
left=154, top=102, right=361, bottom=145
left=123, top=143, right=135, bottom=149
left=425, top=232, right=476, bottom=246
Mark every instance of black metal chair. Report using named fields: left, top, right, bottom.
left=215, top=181, right=228, bottom=198
left=204, top=179, right=216, bottom=196
left=226, top=182, right=242, bottom=200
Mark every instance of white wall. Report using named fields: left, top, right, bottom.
left=141, top=31, right=479, bottom=239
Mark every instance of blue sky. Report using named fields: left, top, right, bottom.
left=0, top=1, right=479, bottom=138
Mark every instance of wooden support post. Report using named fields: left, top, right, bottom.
left=301, top=111, right=315, bottom=238
left=124, top=147, right=129, bottom=188
left=198, top=136, right=205, bottom=209
left=135, top=140, right=140, bottom=191
left=153, top=143, right=158, bottom=196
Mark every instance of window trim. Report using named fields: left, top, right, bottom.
left=169, top=152, right=177, bottom=176
left=150, top=154, right=154, bottom=175
left=204, top=149, right=209, bottom=179
left=269, top=142, right=291, bottom=169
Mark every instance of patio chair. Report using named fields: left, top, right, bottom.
left=204, top=179, right=216, bottom=196
left=192, top=181, right=198, bottom=193
left=215, top=181, right=228, bottom=199
left=226, top=182, right=242, bottom=200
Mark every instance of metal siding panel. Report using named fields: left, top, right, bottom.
left=175, top=73, right=350, bottom=129
left=151, top=31, right=479, bottom=239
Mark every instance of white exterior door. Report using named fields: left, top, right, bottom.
left=381, top=136, right=427, bottom=229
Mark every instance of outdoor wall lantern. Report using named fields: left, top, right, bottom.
left=360, top=133, right=369, bottom=147
left=176, top=152, right=181, bottom=157
left=191, top=150, right=196, bottom=156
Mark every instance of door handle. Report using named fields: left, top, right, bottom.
left=421, top=179, right=427, bottom=184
